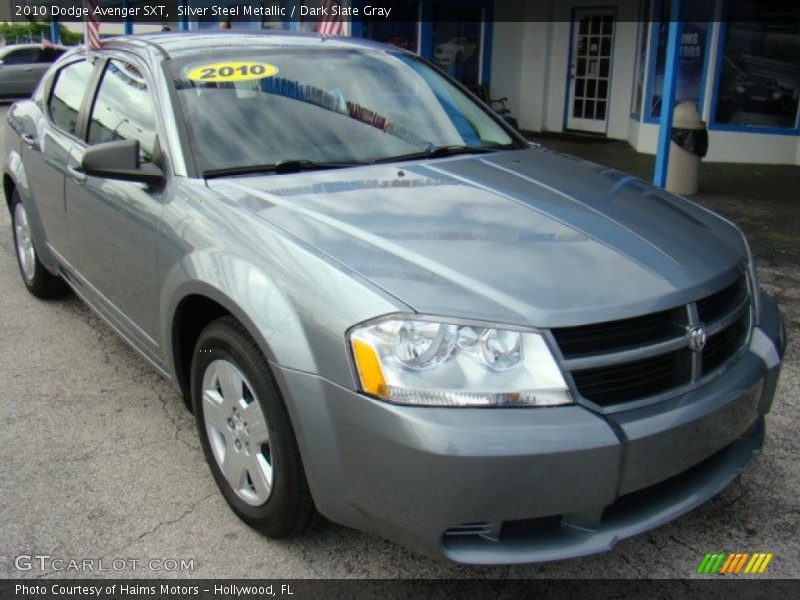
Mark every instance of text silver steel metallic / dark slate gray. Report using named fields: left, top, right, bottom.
left=2, top=32, right=786, bottom=565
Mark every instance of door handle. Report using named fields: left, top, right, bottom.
left=67, top=165, right=87, bottom=184
left=21, top=133, right=37, bottom=147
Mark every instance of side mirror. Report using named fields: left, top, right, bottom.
left=82, top=139, right=164, bottom=187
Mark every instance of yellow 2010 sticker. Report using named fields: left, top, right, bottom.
left=185, top=61, right=279, bottom=83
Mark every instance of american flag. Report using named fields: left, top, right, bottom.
left=40, top=33, right=54, bottom=49
left=85, top=0, right=102, bottom=51
left=315, top=0, right=344, bottom=36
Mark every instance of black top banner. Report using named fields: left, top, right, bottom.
left=1, top=0, right=799, bottom=24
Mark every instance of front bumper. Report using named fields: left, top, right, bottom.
left=273, top=292, right=785, bottom=564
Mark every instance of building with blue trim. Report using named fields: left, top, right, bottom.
left=60, top=0, right=800, bottom=165
left=491, top=0, right=799, bottom=165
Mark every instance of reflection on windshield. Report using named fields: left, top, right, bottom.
left=171, top=48, right=519, bottom=174
left=258, top=75, right=428, bottom=148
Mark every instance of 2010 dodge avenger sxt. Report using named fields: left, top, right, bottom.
left=3, top=32, right=786, bottom=564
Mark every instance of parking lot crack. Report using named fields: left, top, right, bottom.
left=618, top=551, right=652, bottom=578
left=668, top=533, right=705, bottom=555
left=156, top=390, right=198, bottom=451
left=104, top=493, right=215, bottom=558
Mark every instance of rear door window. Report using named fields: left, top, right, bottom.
left=48, top=60, right=95, bottom=136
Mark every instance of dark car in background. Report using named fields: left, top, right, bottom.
left=0, top=44, right=66, bottom=98
left=734, top=75, right=796, bottom=115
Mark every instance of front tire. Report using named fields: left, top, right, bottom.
left=10, top=190, right=68, bottom=298
left=191, top=316, right=317, bottom=538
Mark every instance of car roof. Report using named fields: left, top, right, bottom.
left=105, top=31, right=407, bottom=60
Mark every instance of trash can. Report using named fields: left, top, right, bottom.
left=666, top=101, right=708, bottom=195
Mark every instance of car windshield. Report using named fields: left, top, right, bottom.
left=169, top=47, right=521, bottom=175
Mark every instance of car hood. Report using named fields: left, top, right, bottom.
left=207, top=146, right=746, bottom=327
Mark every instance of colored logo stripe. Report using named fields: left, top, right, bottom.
left=697, top=553, right=773, bottom=574
left=719, top=553, right=737, bottom=574
left=744, top=553, right=773, bottom=574
left=719, top=553, right=750, bottom=574
left=697, top=553, right=726, bottom=573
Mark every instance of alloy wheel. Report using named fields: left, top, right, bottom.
left=13, top=202, right=36, bottom=282
left=202, top=359, right=273, bottom=506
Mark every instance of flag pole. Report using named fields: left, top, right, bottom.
left=84, top=0, right=90, bottom=59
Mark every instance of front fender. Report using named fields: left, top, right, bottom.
left=161, top=251, right=313, bottom=375
left=159, top=243, right=407, bottom=391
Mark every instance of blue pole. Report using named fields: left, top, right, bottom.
left=287, top=0, right=299, bottom=31
left=123, top=1, right=133, bottom=35
left=50, top=18, right=60, bottom=44
left=351, top=0, right=364, bottom=37
left=653, top=0, right=682, bottom=188
left=179, top=0, right=190, bottom=30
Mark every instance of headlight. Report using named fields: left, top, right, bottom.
left=740, top=230, right=761, bottom=323
left=348, top=316, right=572, bottom=407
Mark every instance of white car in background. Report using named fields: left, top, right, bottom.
left=0, top=44, right=66, bottom=98
left=433, top=37, right=477, bottom=67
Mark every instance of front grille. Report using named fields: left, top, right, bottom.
left=570, top=349, right=692, bottom=406
left=552, top=275, right=751, bottom=408
left=553, top=307, right=686, bottom=358
left=697, top=277, right=748, bottom=323
left=702, top=310, right=750, bottom=375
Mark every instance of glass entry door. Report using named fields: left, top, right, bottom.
left=566, top=9, right=616, bottom=133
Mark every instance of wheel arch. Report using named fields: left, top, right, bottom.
left=164, top=272, right=318, bottom=405
left=170, top=293, right=233, bottom=403
left=3, top=172, right=16, bottom=214
left=160, top=243, right=408, bottom=405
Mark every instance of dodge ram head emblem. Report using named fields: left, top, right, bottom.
left=687, top=325, right=707, bottom=351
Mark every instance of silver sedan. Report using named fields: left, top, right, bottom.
left=2, top=32, right=785, bottom=564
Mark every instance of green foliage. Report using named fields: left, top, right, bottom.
left=0, top=22, right=82, bottom=46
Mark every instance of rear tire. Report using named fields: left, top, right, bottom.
left=191, top=316, right=318, bottom=537
left=10, top=190, right=68, bottom=299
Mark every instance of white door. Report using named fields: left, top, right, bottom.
left=566, top=10, right=616, bottom=133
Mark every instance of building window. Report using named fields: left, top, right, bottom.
left=361, top=1, right=420, bottom=52
left=431, top=4, right=484, bottom=87
left=631, top=0, right=651, bottom=117
left=648, top=0, right=714, bottom=119
left=713, top=1, right=800, bottom=130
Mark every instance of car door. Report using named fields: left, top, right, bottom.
left=22, top=59, right=99, bottom=259
left=0, top=47, right=42, bottom=96
left=64, top=56, right=165, bottom=361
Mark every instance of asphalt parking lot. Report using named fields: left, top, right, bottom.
left=1, top=105, right=798, bottom=579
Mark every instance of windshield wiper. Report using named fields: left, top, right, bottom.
left=204, top=159, right=368, bottom=178
left=373, top=144, right=507, bottom=165
left=203, top=145, right=509, bottom=178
